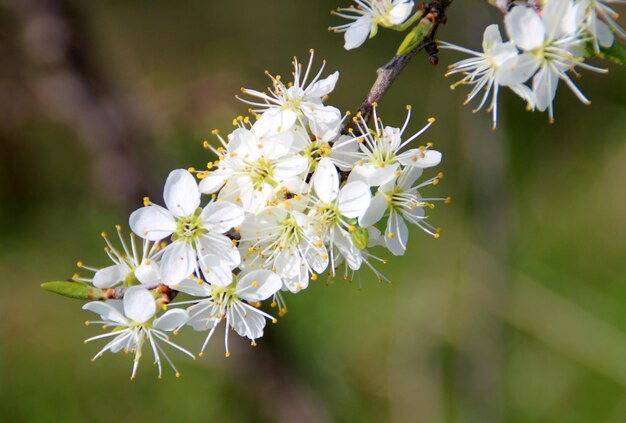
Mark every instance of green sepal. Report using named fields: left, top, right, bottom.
left=396, top=18, right=434, bottom=56
left=391, top=10, right=425, bottom=32
left=351, top=226, right=370, bottom=250
left=585, top=41, right=626, bottom=65
left=41, top=281, right=108, bottom=300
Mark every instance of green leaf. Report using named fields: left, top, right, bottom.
left=396, top=18, right=434, bottom=56
left=41, top=281, right=108, bottom=300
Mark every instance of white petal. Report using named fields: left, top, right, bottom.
left=164, top=169, right=201, bottom=218
left=236, top=269, right=282, bottom=301
left=134, top=261, right=160, bottom=285
left=154, top=309, right=189, bottom=331
left=397, top=149, right=442, bottom=168
left=533, top=65, right=559, bottom=112
left=344, top=17, right=372, bottom=50
left=228, top=305, right=266, bottom=340
left=273, top=155, right=309, bottom=181
left=338, top=181, right=371, bottom=219
left=482, top=24, right=503, bottom=51
left=198, top=233, right=241, bottom=266
left=359, top=191, right=388, bottom=227
left=160, top=241, right=196, bottom=286
left=92, top=264, right=128, bottom=288
left=313, top=157, right=340, bottom=202
left=82, top=301, right=127, bottom=325
left=123, top=286, right=156, bottom=323
left=596, top=20, right=615, bottom=48
left=385, top=211, right=409, bottom=256
left=496, top=53, right=540, bottom=86
left=541, top=0, right=570, bottom=40
left=200, top=201, right=245, bottom=233
left=306, top=71, right=339, bottom=99
left=302, top=240, right=329, bottom=274
left=198, top=254, right=233, bottom=288
left=505, top=6, right=545, bottom=51
left=303, top=103, right=342, bottom=142
left=333, top=230, right=362, bottom=270
left=199, top=170, right=228, bottom=194
left=253, top=108, right=298, bottom=137
left=175, top=279, right=213, bottom=297
left=388, top=1, right=414, bottom=25
left=129, top=205, right=176, bottom=241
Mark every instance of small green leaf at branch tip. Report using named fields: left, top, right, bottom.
left=396, top=18, right=435, bottom=56
left=41, top=281, right=108, bottom=300
left=585, top=41, right=626, bottom=65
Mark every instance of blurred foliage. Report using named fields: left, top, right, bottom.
left=1, top=1, right=626, bottom=422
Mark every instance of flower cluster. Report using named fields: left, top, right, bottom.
left=68, top=52, right=447, bottom=379
left=442, top=0, right=624, bottom=128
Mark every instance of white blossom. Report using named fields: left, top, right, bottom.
left=130, top=169, right=244, bottom=286
left=331, top=0, right=415, bottom=49
left=83, top=286, right=193, bottom=379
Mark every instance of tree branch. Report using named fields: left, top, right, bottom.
left=343, top=0, right=454, bottom=133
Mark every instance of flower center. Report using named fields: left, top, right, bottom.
left=173, top=210, right=206, bottom=243
left=247, top=157, right=275, bottom=189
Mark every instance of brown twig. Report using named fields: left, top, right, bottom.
left=343, top=0, right=454, bottom=134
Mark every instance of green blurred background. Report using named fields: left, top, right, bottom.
left=1, top=1, right=626, bottom=422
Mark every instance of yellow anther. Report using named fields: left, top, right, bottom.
left=311, top=274, right=318, bottom=281
left=84, top=321, right=90, bottom=326
left=76, top=261, right=84, bottom=268
left=371, top=102, right=378, bottom=107
left=272, top=318, right=278, bottom=324
left=188, top=167, right=196, bottom=173
left=444, top=197, right=452, bottom=204
left=427, top=117, right=436, bottom=123
left=143, top=197, right=150, bottom=207
left=387, top=232, right=395, bottom=239
left=100, top=231, right=107, bottom=237
left=251, top=281, right=259, bottom=288
left=225, top=352, right=231, bottom=358
left=251, top=341, right=257, bottom=347
left=279, top=308, right=288, bottom=317
left=175, top=372, right=181, bottom=378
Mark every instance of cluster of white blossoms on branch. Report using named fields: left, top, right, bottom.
left=61, top=52, right=447, bottom=379
left=442, top=0, right=625, bottom=128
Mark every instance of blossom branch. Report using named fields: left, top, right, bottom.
left=343, top=0, right=454, bottom=133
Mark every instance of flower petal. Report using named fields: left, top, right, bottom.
left=313, top=157, right=340, bottom=203
left=83, top=300, right=127, bottom=325
left=385, top=211, right=409, bottom=256
left=134, top=261, right=160, bottom=285
left=123, top=286, right=156, bottom=323
left=129, top=205, right=176, bottom=241
left=397, top=149, right=442, bottom=168
left=93, top=264, right=128, bottom=289
left=160, top=241, right=196, bottom=286
left=344, top=16, right=372, bottom=50
left=306, top=71, right=339, bottom=99
left=198, top=254, right=233, bottom=288
left=154, top=308, right=189, bottom=331
left=359, top=191, right=388, bottom=227
left=201, top=201, right=245, bottom=233
left=505, top=6, right=545, bottom=51
left=236, top=269, right=282, bottom=301
left=164, top=169, right=201, bottom=218
left=338, top=181, right=372, bottom=219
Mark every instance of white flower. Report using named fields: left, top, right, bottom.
left=74, top=226, right=161, bottom=289
left=309, top=157, right=372, bottom=271
left=199, top=127, right=309, bottom=213
left=239, top=51, right=342, bottom=141
left=130, top=169, right=244, bottom=286
left=580, top=0, right=625, bottom=51
left=346, top=106, right=442, bottom=185
left=503, top=1, right=607, bottom=122
left=180, top=270, right=282, bottom=356
left=331, top=0, right=415, bottom=50
left=83, top=286, right=193, bottom=379
left=440, top=24, right=535, bottom=129
left=239, top=208, right=328, bottom=293
left=360, top=167, right=447, bottom=255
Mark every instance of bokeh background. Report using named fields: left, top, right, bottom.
left=1, top=1, right=626, bottom=422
